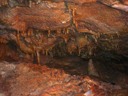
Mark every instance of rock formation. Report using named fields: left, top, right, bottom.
left=0, top=0, right=127, bottom=63
left=0, top=1, right=128, bottom=96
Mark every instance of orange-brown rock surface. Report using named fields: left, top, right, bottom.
left=0, top=0, right=127, bottom=63
left=0, top=60, right=127, bottom=96
left=0, top=1, right=128, bottom=95
left=0, top=2, right=71, bottom=31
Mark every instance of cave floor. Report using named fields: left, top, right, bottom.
left=0, top=57, right=128, bottom=96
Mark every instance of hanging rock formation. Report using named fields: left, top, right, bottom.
left=0, top=0, right=127, bottom=63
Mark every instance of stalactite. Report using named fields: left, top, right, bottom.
left=0, top=0, right=127, bottom=66
left=45, top=49, right=49, bottom=56
left=48, top=30, right=51, bottom=37
left=72, top=8, right=76, bottom=25
left=29, top=0, right=32, bottom=7
left=36, top=50, right=40, bottom=64
left=35, top=0, right=41, bottom=4
left=56, top=29, right=61, bottom=35
left=67, top=40, right=77, bottom=55
left=28, top=29, right=33, bottom=36
left=21, top=31, right=25, bottom=37
left=0, top=0, right=8, bottom=7
left=15, top=30, right=34, bottom=54
left=66, top=28, right=69, bottom=34
left=91, top=35, right=98, bottom=43
left=64, top=38, right=68, bottom=43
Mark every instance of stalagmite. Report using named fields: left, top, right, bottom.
left=78, top=48, right=81, bottom=56
left=88, top=59, right=99, bottom=77
left=36, top=51, right=40, bottom=64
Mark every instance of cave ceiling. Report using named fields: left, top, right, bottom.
left=0, top=0, right=128, bottom=63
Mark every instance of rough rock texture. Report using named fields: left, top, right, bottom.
left=0, top=61, right=128, bottom=96
left=0, top=0, right=128, bottom=95
left=0, top=0, right=127, bottom=63
left=75, top=3, right=127, bottom=33
left=0, top=2, right=71, bottom=31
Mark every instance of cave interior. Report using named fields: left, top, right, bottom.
left=0, top=0, right=128, bottom=96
